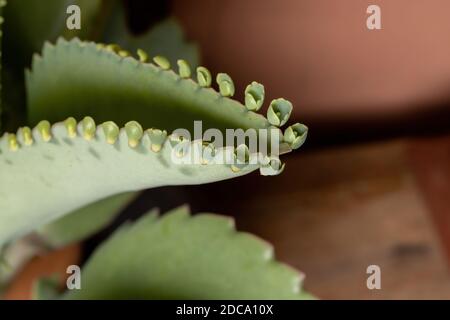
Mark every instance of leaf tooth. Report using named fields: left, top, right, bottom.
left=64, top=117, right=77, bottom=138
left=42, top=41, right=55, bottom=56
left=18, top=127, right=33, bottom=146
left=136, top=49, right=148, bottom=63
left=177, top=59, right=191, bottom=78
left=267, top=98, right=293, bottom=127
left=56, top=37, right=69, bottom=47
left=153, top=55, right=170, bottom=70
left=216, top=73, right=235, bottom=97
left=245, top=82, right=265, bottom=111
left=31, top=53, right=43, bottom=67
left=283, top=123, right=308, bottom=150
left=146, top=128, right=167, bottom=153
left=7, top=134, right=19, bottom=151
left=125, top=121, right=143, bottom=148
left=36, top=120, right=52, bottom=142
left=81, top=116, right=96, bottom=141
left=196, top=66, right=212, bottom=87
left=70, top=37, right=82, bottom=45
left=102, top=121, right=119, bottom=145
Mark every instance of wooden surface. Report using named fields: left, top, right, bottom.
left=409, top=136, right=450, bottom=263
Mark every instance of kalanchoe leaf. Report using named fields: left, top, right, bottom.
left=245, top=82, right=265, bottom=111
left=1, top=38, right=308, bottom=246
left=32, top=275, right=61, bottom=300
left=267, top=98, right=293, bottom=127
left=37, top=192, right=138, bottom=248
left=216, top=73, right=235, bottom=97
left=18, top=15, right=201, bottom=249
left=27, top=38, right=270, bottom=133
left=284, top=123, right=308, bottom=150
left=0, top=119, right=260, bottom=245
left=177, top=59, right=191, bottom=79
left=63, top=206, right=312, bottom=300
left=196, top=66, right=212, bottom=87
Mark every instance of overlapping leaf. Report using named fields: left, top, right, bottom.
left=65, top=206, right=312, bottom=300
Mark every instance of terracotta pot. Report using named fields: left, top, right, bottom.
left=173, top=0, right=450, bottom=124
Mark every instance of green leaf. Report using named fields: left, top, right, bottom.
left=101, top=1, right=199, bottom=69
left=0, top=118, right=259, bottom=246
left=65, top=206, right=311, bottom=299
left=21, top=12, right=200, bottom=242
left=0, top=38, right=304, bottom=246
left=2, top=0, right=101, bottom=132
left=32, top=275, right=61, bottom=300
left=4, top=0, right=101, bottom=60
left=4, top=3, right=201, bottom=239
left=26, top=38, right=269, bottom=133
left=37, top=192, right=138, bottom=248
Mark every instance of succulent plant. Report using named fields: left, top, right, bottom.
left=0, top=0, right=309, bottom=299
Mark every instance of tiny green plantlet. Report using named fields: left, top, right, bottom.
left=0, top=0, right=310, bottom=300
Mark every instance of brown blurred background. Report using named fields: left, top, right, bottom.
left=172, top=0, right=450, bottom=147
